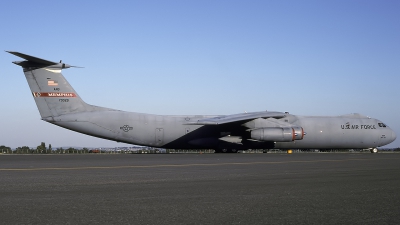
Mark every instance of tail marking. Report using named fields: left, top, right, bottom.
left=32, top=92, right=77, bottom=98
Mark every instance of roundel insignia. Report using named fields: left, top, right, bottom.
left=120, top=125, right=133, bottom=132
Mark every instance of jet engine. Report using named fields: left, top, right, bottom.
left=251, top=127, right=304, bottom=142
left=292, top=126, right=304, bottom=140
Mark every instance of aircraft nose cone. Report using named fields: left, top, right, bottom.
left=391, top=130, right=397, bottom=143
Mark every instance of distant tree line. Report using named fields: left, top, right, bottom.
left=0, top=142, right=90, bottom=154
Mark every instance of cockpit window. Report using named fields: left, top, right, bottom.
left=378, top=123, right=387, bottom=128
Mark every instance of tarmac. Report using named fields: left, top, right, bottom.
left=0, top=153, right=399, bottom=225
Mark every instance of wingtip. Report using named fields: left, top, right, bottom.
left=6, top=51, right=19, bottom=56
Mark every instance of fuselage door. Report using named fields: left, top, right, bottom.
left=155, top=128, right=164, bottom=146
left=185, top=127, right=190, bottom=135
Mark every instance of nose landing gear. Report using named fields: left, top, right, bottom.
left=370, top=148, right=378, bottom=153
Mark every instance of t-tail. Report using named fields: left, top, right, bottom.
left=7, top=51, right=96, bottom=122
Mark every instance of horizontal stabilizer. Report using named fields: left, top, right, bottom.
left=6, top=51, right=81, bottom=70
left=7, top=51, right=57, bottom=65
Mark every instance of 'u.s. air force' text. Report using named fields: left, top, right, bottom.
left=341, top=124, right=376, bottom=129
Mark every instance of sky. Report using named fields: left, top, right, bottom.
left=1, top=0, right=399, bottom=148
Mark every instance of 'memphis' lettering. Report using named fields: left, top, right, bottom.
left=32, top=92, right=76, bottom=97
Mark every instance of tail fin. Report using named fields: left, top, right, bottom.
left=8, top=51, right=89, bottom=121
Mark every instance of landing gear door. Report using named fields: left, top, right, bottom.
left=155, top=128, right=164, bottom=146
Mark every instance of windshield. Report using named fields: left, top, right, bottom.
left=378, top=122, right=387, bottom=128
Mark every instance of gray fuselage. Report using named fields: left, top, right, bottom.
left=51, top=110, right=396, bottom=150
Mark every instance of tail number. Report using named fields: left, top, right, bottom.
left=59, top=99, right=69, bottom=102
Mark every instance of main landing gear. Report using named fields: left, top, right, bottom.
left=214, top=149, right=238, bottom=153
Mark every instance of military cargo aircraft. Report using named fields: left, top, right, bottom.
left=8, top=51, right=396, bottom=153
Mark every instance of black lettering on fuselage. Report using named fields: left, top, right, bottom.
left=361, top=125, right=376, bottom=129
left=341, top=124, right=377, bottom=130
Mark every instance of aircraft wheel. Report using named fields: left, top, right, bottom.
left=215, top=149, right=238, bottom=153
left=370, top=148, right=378, bottom=153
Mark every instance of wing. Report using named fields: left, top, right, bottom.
left=184, top=111, right=305, bottom=143
left=184, top=111, right=287, bottom=125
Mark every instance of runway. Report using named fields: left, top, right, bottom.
left=0, top=153, right=399, bottom=224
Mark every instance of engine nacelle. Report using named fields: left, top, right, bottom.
left=292, top=126, right=304, bottom=140
left=251, top=127, right=295, bottom=142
